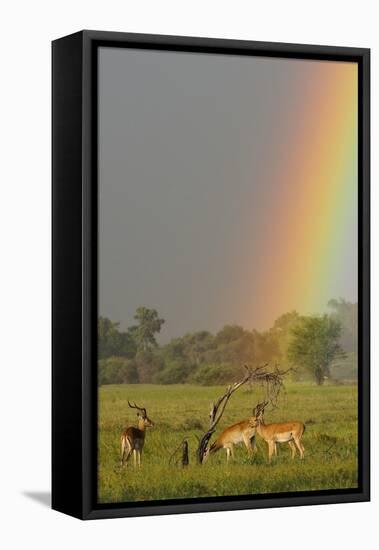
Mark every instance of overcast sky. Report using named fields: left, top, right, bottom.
left=98, top=47, right=357, bottom=342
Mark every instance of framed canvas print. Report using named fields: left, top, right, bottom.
left=52, top=31, right=370, bottom=520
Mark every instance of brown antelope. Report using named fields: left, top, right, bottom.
left=203, top=417, right=257, bottom=463
left=120, top=401, right=154, bottom=468
left=252, top=401, right=305, bottom=463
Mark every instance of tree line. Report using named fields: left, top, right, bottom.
left=98, top=300, right=357, bottom=386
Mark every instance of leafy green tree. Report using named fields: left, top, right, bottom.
left=287, top=315, right=344, bottom=385
left=161, top=338, right=187, bottom=363
left=135, top=350, right=165, bottom=383
left=328, top=298, right=358, bottom=353
left=129, top=307, right=165, bottom=351
left=208, top=325, right=255, bottom=365
left=98, top=356, right=139, bottom=385
left=252, top=329, right=281, bottom=365
left=156, top=360, right=194, bottom=384
left=98, top=316, right=137, bottom=359
left=180, top=331, right=215, bottom=365
left=189, top=363, right=239, bottom=385
left=214, top=325, right=246, bottom=345
left=269, top=311, right=301, bottom=372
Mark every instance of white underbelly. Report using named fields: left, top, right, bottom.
left=274, top=432, right=292, bottom=443
left=229, top=435, right=243, bottom=445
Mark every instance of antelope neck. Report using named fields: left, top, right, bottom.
left=137, top=419, right=147, bottom=431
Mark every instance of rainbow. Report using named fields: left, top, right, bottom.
left=248, top=60, right=358, bottom=328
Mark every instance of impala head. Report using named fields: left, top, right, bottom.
left=202, top=441, right=216, bottom=463
left=128, top=400, right=154, bottom=428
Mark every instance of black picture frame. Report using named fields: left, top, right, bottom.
left=52, top=30, right=370, bottom=520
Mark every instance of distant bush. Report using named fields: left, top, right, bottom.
left=330, top=351, right=358, bottom=381
left=189, top=363, right=239, bottom=385
left=98, top=356, right=139, bottom=385
left=155, top=360, right=194, bottom=384
left=135, top=350, right=165, bottom=383
left=98, top=317, right=137, bottom=359
left=97, top=299, right=357, bottom=386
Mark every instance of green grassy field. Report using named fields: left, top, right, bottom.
left=98, top=383, right=358, bottom=503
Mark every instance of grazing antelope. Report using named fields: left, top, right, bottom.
left=252, top=401, right=305, bottom=463
left=203, top=417, right=257, bottom=463
left=120, top=401, right=154, bottom=468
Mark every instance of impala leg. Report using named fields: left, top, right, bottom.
left=288, top=440, right=296, bottom=459
left=268, top=441, right=275, bottom=463
left=138, top=451, right=141, bottom=468
left=230, top=444, right=235, bottom=460
left=243, top=435, right=253, bottom=459
left=294, top=437, right=304, bottom=459
left=226, top=448, right=231, bottom=463
left=122, top=447, right=132, bottom=467
left=133, top=449, right=137, bottom=468
left=125, top=448, right=133, bottom=466
left=299, top=432, right=305, bottom=456
left=121, top=437, right=131, bottom=467
left=120, top=437, right=126, bottom=467
left=299, top=440, right=305, bottom=458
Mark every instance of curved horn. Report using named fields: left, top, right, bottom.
left=128, top=400, right=146, bottom=415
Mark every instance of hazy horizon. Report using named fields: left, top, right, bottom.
left=99, top=297, right=357, bottom=345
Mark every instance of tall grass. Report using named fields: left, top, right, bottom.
left=98, top=383, right=358, bottom=503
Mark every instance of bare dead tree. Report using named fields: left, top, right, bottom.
left=252, top=400, right=269, bottom=418
left=196, top=365, right=252, bottom=463
left=196, top=363, right=290, bottom=464
left=169, top=437, right=190, bottom=467
left=181, top=440, right=189, bottom=467
left=250, top=364, right=293, bottom=409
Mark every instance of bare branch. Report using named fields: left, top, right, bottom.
left=196, top=363, right=290, bottom=464
left=197, top=365, right=253, bottom=463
